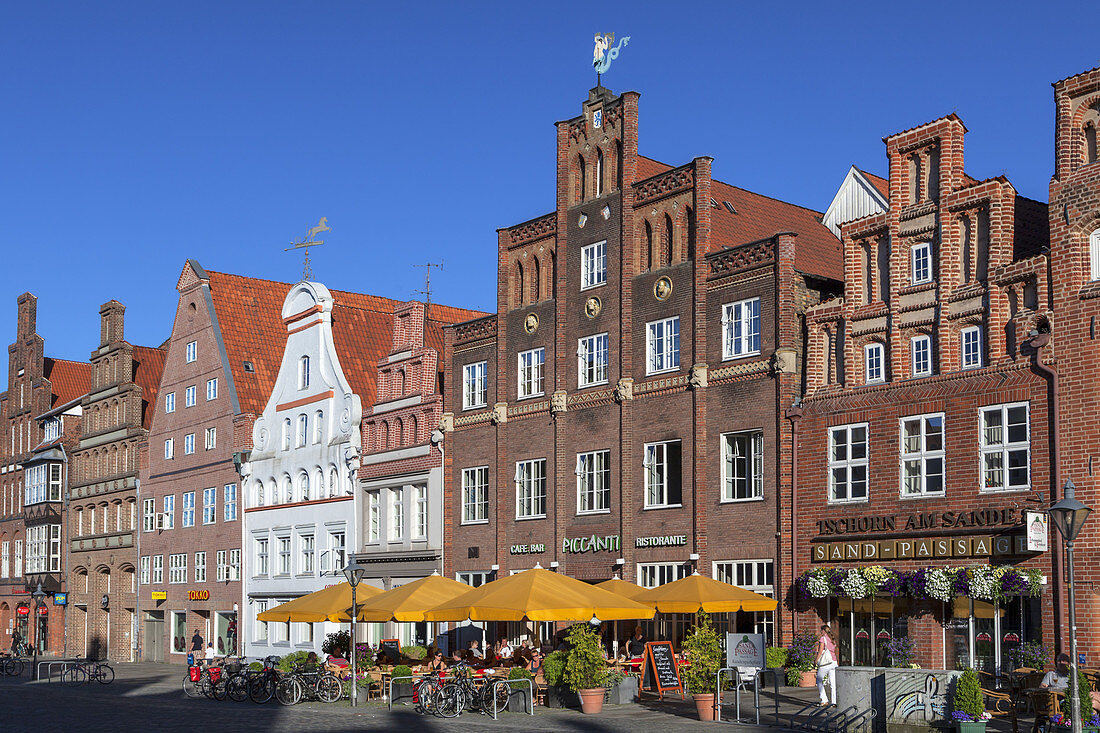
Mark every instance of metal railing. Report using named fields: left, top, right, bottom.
left=37, top=658, right=83, bottom=683
left=386, top=673, right=534, bottom=720
left=716, top=665, right=762, bottom=724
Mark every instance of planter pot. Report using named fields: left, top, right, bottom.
left=578, top=687, right=605, bottom=714
left=606, top=676, right=639, bottom=705
left=546, top=685, right=580, bottom=709
left=956, top=722, right=986, bottom=733
left=798, top=670, right=817, bottom=687
left=390, top=682, right=414, bottom=703
left=694, top=693, right=717, bottom=721
left=507, top=686, right=531, bottom=713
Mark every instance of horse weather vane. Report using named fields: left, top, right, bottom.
left=284, top=217, right=330, bottom=281
left=593, top=32, right=630, bottom=86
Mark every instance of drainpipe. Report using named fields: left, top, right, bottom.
left=785, top=398, right=803, bottom=644
left=134, top=477, right=141, bottom=662
left=1028, top=330, right=1065, bottom=652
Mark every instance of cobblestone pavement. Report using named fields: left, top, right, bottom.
left=0, top=662, right=794, bottom=733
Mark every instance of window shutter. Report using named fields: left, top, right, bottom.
left=667, top=442, right=682, bottom=505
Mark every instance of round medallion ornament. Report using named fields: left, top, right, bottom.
left=584, top=297, right=602, bottom=319
left=524, top=313, right=539, bottom=334
left=654, top=277, right=673, bottom=301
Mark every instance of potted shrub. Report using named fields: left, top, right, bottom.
left=507, top=667, right=534, bottom=712
left=542, top=650, right=576, bottom=708
left=1049, top=670, right=1098, bottom=731
left=951, top=668, right=991, bottom=733
left=786, top=631, right=818, bottom=687
left=390, top=664, right=414, bottom=703
left=603, top=667, right=639, bottom=705
left=564, top=623, right=609, bottom=714
left=682, top=611, right=724, bottom=722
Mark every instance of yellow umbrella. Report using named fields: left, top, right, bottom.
left=423, top=567, right=656, bottom=622
left=256, top=581, right=384, bottom=623
left=356, top=574, right=472, bottom=622
left=635, top=572, right=778, bottom=614
left=595, top=577, right=650, bottom=602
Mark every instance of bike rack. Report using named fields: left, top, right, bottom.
left=387, top=674, right=533, bottom=719
left=716, top=666, right=763, bottom=724
left=37, top=658, right=83, bottom=683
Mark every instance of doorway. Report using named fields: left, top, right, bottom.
left=143, top=611, right=164, bottom=663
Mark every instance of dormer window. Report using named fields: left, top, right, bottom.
left=911, top=241, right=932, bottom=285
left=42, top=418, right=60, bottom=443
left=298, top=356, right=310, bottom=390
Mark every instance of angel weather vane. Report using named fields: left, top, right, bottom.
left=593, top=33, right=630, bottom=85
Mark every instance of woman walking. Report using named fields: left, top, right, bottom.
left=815, top=624, right=838, bottom=707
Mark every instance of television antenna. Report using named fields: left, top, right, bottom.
left=413, top=261, right=444, bottom=309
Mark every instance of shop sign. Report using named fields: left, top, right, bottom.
left=877, top=630, right=891, bottom=641
left=976, top=632, right=992, bottom=643
left=726, top=633, right=765, bottom=669
left=53, top=593, right=67, bottom=606
left=562, top=534, right=621, bottom=554
left=1025, top=511, right=1049, bottom=553
left=510, top=543, right=546, bottom=555
left=37, top=605, right=48, bottom=616
left=811, top=534, right=1035, bottom=563
left=816, top=508, right=1021, bottom=537
left=635, top=535, right=687, bottom=548
left=16, top=605, right=29, bottom=617
left=151, top=591, right=167, bottom=601
left=188, top=590, right=210, bottom=601
left=1003, top=633, right=1020, bottom=643
left=855, top=629, right=870, bottom=640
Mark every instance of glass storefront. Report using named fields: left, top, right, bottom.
left=214, top=612, right=237, bottom=655
left=170, top=610, right=187, bottom=654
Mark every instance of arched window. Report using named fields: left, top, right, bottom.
left=515, top=261, right=525, bottom=307
left=532, top=256, right=541, bottom=303
left=393, top=417, right=403, bottom=448
left=312, top=468, right=324, bottom=501
left=578, top=154, right=587, bottom=203
left=410, top=414, right=419, bottom=444
left=380, top=421, right=389, bottom=450
left=596, top=148, right=604, bottom=197
left=909, top=154, right=923, bottom=204
left=644, top=220, right=654, bottom=272
left=282, top=418, right=291, bottom=451
left=298, top=355, right=310, bottom=390
left=1090, top=228, right=1100, bottom=282
left=282, top=475, right=292, bottom=504
left=76, top=508, right=83, bottom=536
left=396, top=369, right=405, bottom=397
left=1086, top=123, right=1098, bottom=165
left=664, top=214, right=674, bottom=266
left=329, top=467, right=339, bottom=498
left=296, top=414, right=307, bottom=448
left=313, top=410, right=323, bottom=444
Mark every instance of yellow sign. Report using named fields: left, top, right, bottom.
left=151, top=591, right=167, bottom=600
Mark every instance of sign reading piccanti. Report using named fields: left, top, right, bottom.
left=562, top=534, right=621, bottom=554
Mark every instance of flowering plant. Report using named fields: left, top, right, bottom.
left=926, top=567, right=957, bottom=603
left=796, top=566, right=1042, bottom=602
left=785, top=631, right=818, bottom=686
left=885, top=636, right=917, bottom=668
left=1007, top=641, right=1050, bottom=671
left=799, top=568, right=835, bottom=599
left=950, top=710, right=993, bottom=722
left=841, top=568, right=872, bottom=599
left=968, top=567, right=998, bottom=601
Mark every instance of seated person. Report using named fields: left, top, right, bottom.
left=303, top=651, right=320, bottom=671
left=626, top=626, right=647, bottom=658
left=1042, top=654, right=1072, bottom=691
left=525, top=650, right=544, bottom=677
left=374, top=649, right=394, bottom=666
left=450, top=649, right=466, bottom=665
left=427, top=649, right=447, bottom=673
left=468, top=640, right=484, bottom=660
left=497, top=638, right=514, bottom=660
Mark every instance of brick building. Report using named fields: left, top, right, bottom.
left=66, top=301, right=165, bottom=661
left=442, top=85, right=843, bottom=649
left=0, top=293, right=89, bottom=654
left=792, top=109, right=1055, bottom=671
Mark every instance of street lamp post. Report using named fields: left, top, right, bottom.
left=31, top=582, right=47, bottom=681
left=342, top=558, right=367, bottom=707
left=1050, top=478, right=1092, bottom=733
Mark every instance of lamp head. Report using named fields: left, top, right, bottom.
left=1051, top=478, right=1091, bottom=543
left=342, top=558, right=367, bottom=587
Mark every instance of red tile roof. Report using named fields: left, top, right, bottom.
left=709, top=180, right=843, bottom=281
left=637, top=155, right=673, bottom=180
left=131, top=345, right=167, bottom=429
left=855, top=167, right=891, bottom=200
left=42, top=358, right=91, bottom=408
left=204, top=270, right=484, bottom=416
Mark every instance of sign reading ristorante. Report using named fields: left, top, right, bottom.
left=816, top=508, right=1020, bottom=536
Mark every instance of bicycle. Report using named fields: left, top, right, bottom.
left=225, top=658, right=261, bottom=702
left=182, top=662, right=226, bottom=700
left=84, top=659, right=115, bottom=684
left=0, top=655, right=26, bottom=677
left=283, top=664, right=342, bottom=704
left=431, top=663, right=509, bottom=718
left=248, top=656, right=281, bottom=704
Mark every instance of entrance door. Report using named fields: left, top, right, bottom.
left=36, top=612, right=48, bottom=654
left=144, top=611, right=164, bottom=663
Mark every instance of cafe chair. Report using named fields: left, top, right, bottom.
left=981, top=687, right=1019, bottom=733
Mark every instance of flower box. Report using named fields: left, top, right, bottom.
left=956, top=721, right=986, bottom=733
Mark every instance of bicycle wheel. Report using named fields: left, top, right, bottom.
left=434, top=683, right=465, bottom=718
left=2, top=658, right=15, bottom=676
left=249, top=675, right=276, bottom=704
left=95, top=664, right=115, bottom=684
left=182, top=674, right=204, bottom=698
left=63, top=666, right=87, bottom=686
left=316, top=674, right=342, bottom=703
left=275, top=677, right=302, bottom=706
left=13, top=659, right=25, bottom=677
left=415, top=678, right=441, bottom=713
left=227, top=674, right=250, bottom=702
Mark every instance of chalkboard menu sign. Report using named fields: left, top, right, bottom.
left=641, top=641, right=683, bottom=699
left=380, top=638, right=400, bottom=664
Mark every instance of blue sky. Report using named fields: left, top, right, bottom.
left=2, top=1, right=1097, bottom=365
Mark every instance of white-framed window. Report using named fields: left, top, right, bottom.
left=456, top=571, right=490, bottom=588
left=518, top=348, right=545, bottom=399
left=220, top=484, right=236, bottom=521
left=414, top=485, right=427, bottom=539
left=182, top=491, right=195, bottom=527
left=1090, top=229, right=1100, bottom=282
left=216, top=550, right=227, bottom=582
left=230, top=548, right=241, bottom=581
left=961, top=326, right=983, bottom=370
left=140, top=555, right=150, bottom=585
left=643, top=440, right=682, bottom=508
left=981, top=402, right=1030, bottom=492
left=900, top=413, right=945, bottom=496
left=143, top=498, right=156, bottom=532
left=168, top=553, right=187, bottom=584
left=721, top=430, right=764, bottom=501
left=390, top=488, right=405, bottom=541
left=299, top=534, right=314, bottom=575
left=1, top=541, right=8, bottom=578
left=202, top=487, right=216, bottom=524
left=26, top=524, right=61, bottom=573
left=206, top=378, right=218, bottom=401
left=515, top=458, right=547, bottom=519
left=581, top=241, right=607, bottom=289
left=42, top=417, right=60, bottom=442
left=185, top=340, right=197, bottom=363
left=911, top=334, right=932, bottom=377
left=185, top=385, right=196, bottom=407
left=646, top=317, right=680, bottom=374
left=254, top=601, right=269, bottom=642
left=313, top=411, right=323, bottom=444
left=327, top=531, right=345, bottom=574
left=195, top=551, right=206, bottom=583
left=576, top=450, right=610, bottom=514
left=637, top=562, right=689, bottom=589
left=184, top=433, right=195, bottom=455
left=714, top=559, right=775, bottom=643
left=164, top=438, right=174, bottom=460
left=367, top=492, right=380, bottom=543
left=911, top=241, right=932, bottom=285
left=165, top=392, right=175, bottom=413
left=205, top=427, right=216, bottom=450
left=829, top=423, right=869, bottom=503
left=864, top=343, right=885, bottom=384
left=298, top=355, right=310, bottom=390
left=578, top=333, right=609, bottom=387
left=277, top=536, right=291, bottom=575
left=25, top=463, right=63, bottom=504
left=722, top=298, right=761, bottom=359
left=282, top=418, right=291, bottom=451
left=462, top=361, right=488, bottom=410
left=296, top=414, right=307, bottom=448
left=151, top=554, right=163, bottom=584
left=461, top=466, right=489, bottom=524
left=163, top=495, right=175, bottom=529
left=12, top=541, right=20, bottom=578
